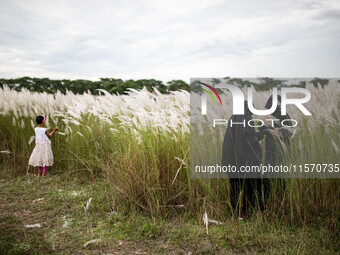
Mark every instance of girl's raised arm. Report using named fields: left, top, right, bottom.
left=45, top=126, right=59, bottom=138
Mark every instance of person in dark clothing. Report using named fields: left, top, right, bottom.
left=260, top=95, right=294, bottom=165
left=260, top=120, right=284, bottom=165
left=221, top=101, right=264, bottom=174
left=264, top=95, right=293, bottom=147
left=222, top=101, right=267, bottom=218
left=261, top=95, right=294, bottom=201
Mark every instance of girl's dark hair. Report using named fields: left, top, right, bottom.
left=36, top=115, right=44, bottom=124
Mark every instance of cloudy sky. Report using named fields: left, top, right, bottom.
left=0, top=0, right=339, bottom=83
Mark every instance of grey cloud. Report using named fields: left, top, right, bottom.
left=315, top=9, right=340, bottom=20
left=0, top=0, right=339, bottom=82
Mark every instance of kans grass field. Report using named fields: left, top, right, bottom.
left=0, top=82, right=339, bottom=254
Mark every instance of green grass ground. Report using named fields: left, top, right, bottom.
left=0, top=171, right=338, bottom=255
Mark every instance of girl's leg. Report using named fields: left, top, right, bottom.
left=38, top=166, right=42, bottom=176
left=42, top=166, right=48, bottom=176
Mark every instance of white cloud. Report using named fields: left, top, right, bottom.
left=0, top=0, right=339, bottom=82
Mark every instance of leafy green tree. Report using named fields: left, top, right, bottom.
left=310, top=78, right=329, bottom=89
left=0, top=77, right=186, bottom=95
left=257, top=77, right=286, bottom=91
left=227, top=78, right=256, bottom=88
left=167, top=80, right=189, bottom=92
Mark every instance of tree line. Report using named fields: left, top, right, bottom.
left=190, top=77, right=332, bottom=93
left=0, top=77, right=333, bottom=95
left=0, top=77, right=190, bottom=95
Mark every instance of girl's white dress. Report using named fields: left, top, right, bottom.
left=28, top=127, right=53, bottom=167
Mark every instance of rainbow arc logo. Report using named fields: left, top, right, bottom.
left=198, top=82, right=222, bottom=106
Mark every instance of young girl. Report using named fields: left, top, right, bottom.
left=28, top=115, right=58, bottom=177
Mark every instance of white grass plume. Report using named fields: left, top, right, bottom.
left=172, top=157, right=187, bottom=185
left=28, top=136, right=35, bottom=145
left=208, top=219, right=224, bottom=225
left=83, top=197, right=92, bottom=213
left=332, top=140, right=339, bottom=154
left=203, top=211, right=209, bottom=235
left=62, top=216, right=72, bottom=228
left=25, top=223, right=41, bottom=228
left=33, top=198, right=44, bottom=202
left=83, top=239, right=101, bottom=247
